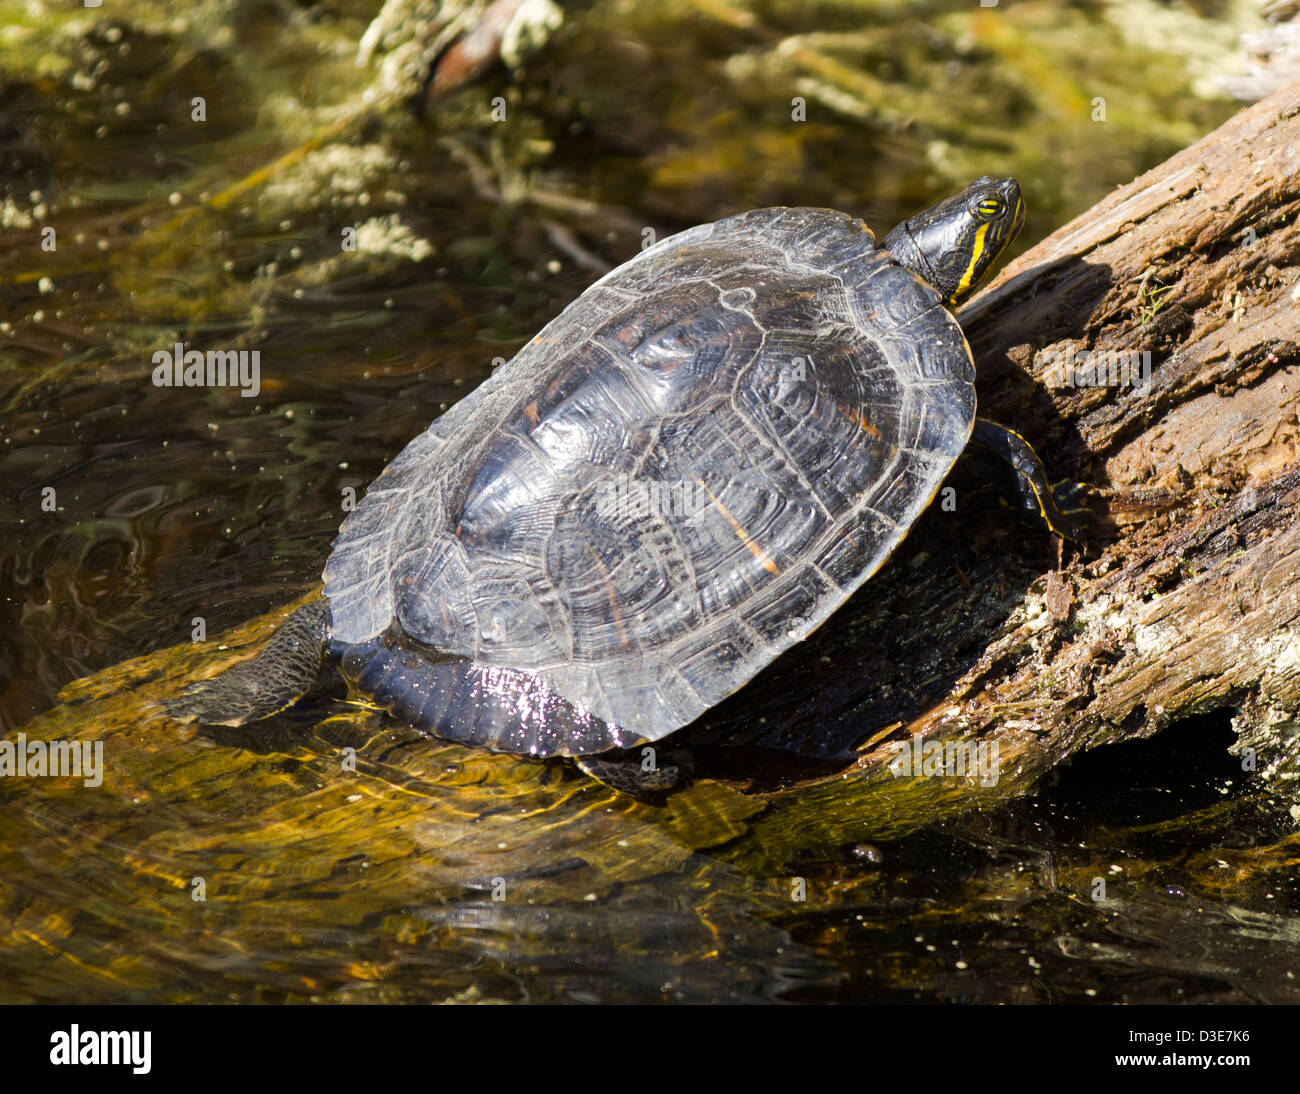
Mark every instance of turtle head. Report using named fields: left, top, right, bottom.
left=882, top=177, right=1025, bottom=307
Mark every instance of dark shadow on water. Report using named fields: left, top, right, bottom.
left=1030, top=710, right=1248, bottom=833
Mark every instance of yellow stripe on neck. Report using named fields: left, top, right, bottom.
left=951, top=222, right=990, bottom=303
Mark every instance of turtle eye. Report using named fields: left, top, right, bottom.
left=975, top=197, right=1003, bottom=219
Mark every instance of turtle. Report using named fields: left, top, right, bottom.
left=168, top=176, right=1087, bottom=796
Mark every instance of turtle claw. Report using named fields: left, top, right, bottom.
left=970, top=420, right=1090, bottom=545
left=1045, top=479, right=1092, bottom=544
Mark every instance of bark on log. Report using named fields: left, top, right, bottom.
left=712, top=80, right=1300, bottom=829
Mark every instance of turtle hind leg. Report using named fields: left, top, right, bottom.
left=970, top=418, right=1091, bottom=543
left=166, top=599, right=331, bottom=726
left=575, top=746, right=691, bottom=803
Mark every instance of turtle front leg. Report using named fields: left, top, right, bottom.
left=166, top=598, right=331, bottom=726
left=970, top=419, right=1090, bottom=543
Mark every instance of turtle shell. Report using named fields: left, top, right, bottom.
left=323, top=207, right=977, bottom=756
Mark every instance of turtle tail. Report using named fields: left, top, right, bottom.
left=166, top=598, right=331, bottom=726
